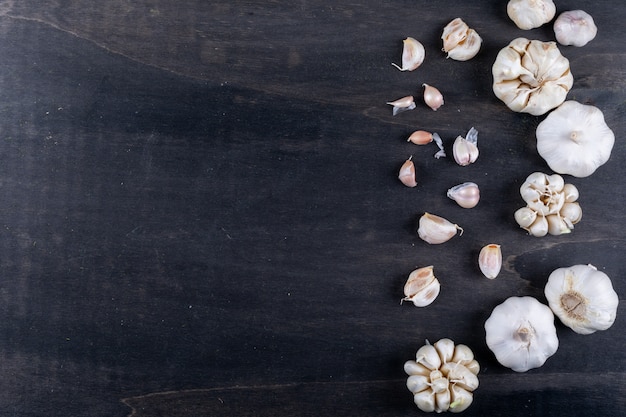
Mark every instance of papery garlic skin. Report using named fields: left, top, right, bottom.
left=398, top=156, right=417, bottom=188
left=507, top=0, right=556, bottom=30
left=554, top=10, right=597, bottom=47
left=423, top=84, right=444, bottom=111
left=485, top=296, right=558, bottom=372
left=441, top=18, right=482, bottom=61
left=387, top=96, right=416, bottom=116
left=402, top=266, right=440, bottom=307
left=418, top=212, right=463, bottom=244
left=536, top=101, right=615, bottom=178
left=392, top=37, right=426, bottom=71
left=405, top=339, right=479, bottom=413
left=479, top=244, right=502, bottom=279
left=447, top=182, right=480, bottom=208
left=492, top=38, right=573, bottom=116
left=544, top=264, right=619, bottom=335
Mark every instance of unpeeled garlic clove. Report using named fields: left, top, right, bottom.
left=527, top=215, right=548, bottom=237
left=402, top=266, right=440, bottom=307
left=422, top=84, right=444, bottom=111
left=453, top=137, right=479, bottom=166
left=392, top=37, right=425, bottom=71
left=447, top=182, right=480, bottom=208
left=546, top=214, right=571, bottom=236
left=514, top=207, right=537, bottom=229
left=560, top=202, right=582, bottom=225
left=441, top=18, right=482, bottom=61
left=418, top=212, right=463, bottom=244
left=386, top=95, right=416, bottom=116
left=407, top=130, right=433, bottom=145
left=398, top=156, right=417, bottom=187
left=478, top=244, right=502, bottom=279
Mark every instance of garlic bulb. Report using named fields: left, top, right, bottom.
left=418, top=212, right=463, bottom=244
left=402, top=266, right=440, bottom=307
left=386, top=96, right=416, bottom=116
left=392, top=37, right=425, bottom=71
left=478, top=244, right=502, bottom=279
left=485, top=296, right=559, bottom=372
left=441, top=18, right=482, bottom=61
left=536, top=101, right=615, bottom=178
left=554, top=10, right=597, bottom=47
left=544, top=264, right=619, bottom=335
left=404, top=338, right=479, bottom=413
left=452, top=127, right=479, bottom=166
left=492, top=38, right=573, bottom=116
left=447, top=182, right=480, bottom=209
left=422, top=84, right=444, bottom=111
left=507, top=0, right=556, bottom=30
left=398, top=156, right=417, bottom=187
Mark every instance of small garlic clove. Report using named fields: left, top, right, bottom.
left=392, top=37, right=425, bottom=71
left=527, top=215, right=548, bottom=237
left=562, top=183, right=579, bottom=203
left=398, top=156, right=417, bottom=187
left=404, top=360, right=430, bottom=377
left=441, top=362, right=479, bottom=392
left=386, top=95, right=416, bottom=116
left=435, top=388, right=451, bottom=413
left=554, top=10, right=597, bottom=47
left=433, top=338, right=456, bottom=364
left=560, top=202, right=582, bottom=225
left=414, top=389, right=436, bottom=413
left=418, top=212, right=463, bottom=244
left=422, top=83, right=444, bottom=111
left=407, top=130, right=433, bottom=145
left=415, top=343, right=442, bottom=370
left=406, top=374, right=430, bottom=393
left=546, top=214, right=572, bottom=235
left=450, top=344, right=475, bottom=366
left=464, top=359, right=480, bottom=375
left=402, top=266, right=440, bottom=307
left=478, top=244, right=502, bottom=279
left=447, top=182, right=480, bottom=208
left=514, top=207, right=537, bottom=229
left=449, top=385, right=474, bottom=413
left=452, top=136, right=479, bottom=166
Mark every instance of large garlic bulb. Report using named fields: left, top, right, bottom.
left=404, top=338, right=479, bottom=413
left=485, top=296, right=559, bottom=372
left=507, top=0, right=556, bottom=30
left=544, top=264, right=619, bottom=335
left=492, top=38, right=573, bottom=116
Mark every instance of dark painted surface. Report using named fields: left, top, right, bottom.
left=0, top=1, right=623, bottom=416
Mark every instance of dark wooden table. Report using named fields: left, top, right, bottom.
left=0, top=1, right=623, bottom=416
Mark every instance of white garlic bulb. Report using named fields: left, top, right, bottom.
left=544, top=264, right=619, bottom=335
left=492, top=38, right=573, bottom=116
left=404, top=339, right=479, bottom=413
left=536, top=101, right=615, bottom=178
left=402, top=266, right=440, bottom=307
left=478, top=244, right=502, bottom=279
left=447, top=182, right=480, bottom=208
left=418, top=212, right=463, bottom=244
left=507, top=0, right=556, bottom=30
left=392, top=37, right=425, bottom=71
left=422, top=84, right=444, bottom=111
left=485, top=296, right=559, bottom=372
left=441, top=18, right=482, bottom=61
left=554, top=10, right=597, bottom=47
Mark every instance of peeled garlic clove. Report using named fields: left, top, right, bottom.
left=407, top=130, right=433, bottom=145
left=418, top=212, right=463, bottom=244
left=449, top=384, right=474, bottom=413
left=392, top=37, right=425, bottom=71
left=433, top=338, right=456, bottom=364
left=527, top=215, right=548, bottom=237
left=386, top=95, right=416, bottom=116
left=435, top=388, right=451, bottom=413
left=407, top=374, right=430, bottom=393
left=414, top=389, right=436, bottom=413
left=514, top=207, right=537, bottom=229
left=507, top=0, right=556, bottom=30
left=546, top=214, right=571, bottom=236
left=554, top=10, right=597, bottom=47
left=398, top=156, right=417, bottom=188
left=478, top=244, right=502, bottom=279
left=562, top=183, right=579, bottom=203
left=422, top=84, right=444, bottom=111
left=452, top=137, right=479, bottom=166
left=442, top=18, right=482, bottom=61
left=560, top=202, right=582, bottom=225
left=415, top=343, right=442, bottom=370
left=402, top=266, right=440, bottom=307
left=447, top=182, right=480, bottom=208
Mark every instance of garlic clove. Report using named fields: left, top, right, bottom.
left=527, top=215, right=548, bottom=237
left=440, top=362, right=479, bottom=392
left=418, top=212, right=463, bottom=244
left=554, top=10, right=597, bottom=47
left=392, top=37, right=425, bottom=71
left=447, top=182, right=480, bottom=208
left=415, top=344, right=442, bottom=370
left=478, top=244, right=502, bottom=279
left=452, top=137, right=478, bottom=166
left=422, top=84, right=444, bottom=111
left=560, top=202, right=582, bottom=225
left=507, top=0, right=556, bottom=30
left=398, top=156, right=417, bottom=188
left=562, top=183, right=579, bottom=203
left=402, top=266, right=440, bottom=307
left=407, top=130, right=433, bottom=145
left=449, top=385, right=474, bottom=413
left=433, top=338, right=456, bottom=364
left=441, top=18, right=482, bottom=61
left=546, top=214, right=571, bottom=236
left=386, top=95, right=416, bottom=116
left=404, top=360, right=430, bottom=377
left=464, top=359, right=480, bottom=375
left=514, top=207, right=537, bottom=229
left=451, top=344, right=475, bottom=366
left=414, top=390, right=436, bottom=413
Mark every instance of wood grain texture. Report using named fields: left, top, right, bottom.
left=0, top=1, right=623, bottom=416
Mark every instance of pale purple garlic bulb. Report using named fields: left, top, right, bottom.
left=554, top=10, right=597, bottom=47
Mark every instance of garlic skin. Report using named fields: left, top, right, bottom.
left=422, top=84, right=444, bottom=111
left=402, top=266, right=440, bottom=307
left=485, top=296, right=559, bottom=372
left=386, top=96, right=416, bottom=116
left=452, top=127, right=479, bottom=166
left=544, top=264, right=619, bottom=335
left=507, top=0, right=556, bottom=30
left=554, top=10, right=597, bottom=47
left=418, top=212, right=463, bottom=244
left=404, top=339, right=479, bottom=413
left=447, top=182, right=480, bottom=208
left=398, top=156, right=417, bottom=188
left=536, top=101, right=615, bottom=178
left=492, top=38, right=573, bottom=116
left=441, top=18, right=482, bottom=61
left=392, top=37, right=425, bottom=71
left=478, top=244, right=502, bottom=279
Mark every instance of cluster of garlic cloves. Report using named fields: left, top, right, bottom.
left=514, top=172, right=582, bottom=237
left=441, top=18, right=482, bottom=61
left=405, top=339, right=479, bottom=413
left=479, top=244, right=502, bottom=279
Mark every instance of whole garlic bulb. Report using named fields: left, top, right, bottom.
left=441, top=18, right=482, bottom=61
left=507, top=0, right=556, bottom=30
left=544, top=264, right=619, bottom=335
left=554, top=10, right=597, bottom=47
left=492, top=38, right=573, bottom=116
left=404, top=338, right=479, bottom=413
left=485, top=296, right=559, bottom=372
left=536, top=101, right=615, bottom=178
